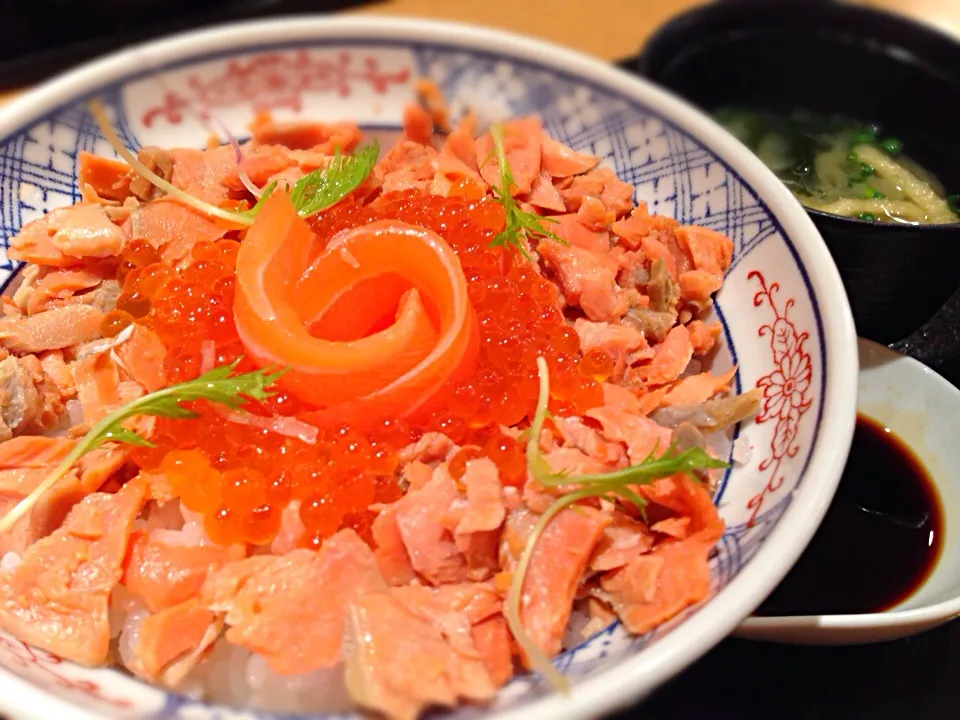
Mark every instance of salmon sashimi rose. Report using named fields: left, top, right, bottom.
left=234, top=197, right=479, bottom=423
left=0, top=90, right=759, bottom=720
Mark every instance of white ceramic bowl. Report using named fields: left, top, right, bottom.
left=0, top=16, right=858, bottom=720
left=737, top=338, right=960, bottom=645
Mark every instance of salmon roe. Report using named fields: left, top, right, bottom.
left=100, top=309, right=134, bottom=338
left=129, top=191, right=603, bottom=547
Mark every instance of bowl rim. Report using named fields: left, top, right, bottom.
left=636, top=0, right=960, bottom=75
left=0, top=14, right=860, bottom=720
left=805, top=208, right=960, bottom=231
left=739, top=338, right=960, bottom=637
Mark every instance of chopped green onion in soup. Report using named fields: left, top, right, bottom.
left=714, top=107, right=959, bottom=225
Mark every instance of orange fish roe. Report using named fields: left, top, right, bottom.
left=128, top=191, right=603, bottom=547
left=447, top=445, right=484, bottom=482
left=117, top=239, right=245, bottom=384
left=581, top=347, right=615, bottom=382
left=100, top=309, right=134, bottom=338
left=133, top=406, right=411, bottom=547
left=117, top=239, right=160, bottom=284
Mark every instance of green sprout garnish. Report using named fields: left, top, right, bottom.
left=0, top=360, right=287, bottom=534
left=503, top=357, right=727, bottom=691
left=488, top=124, right=564, bottom=257
left=90, top=99, right=377, bottom=226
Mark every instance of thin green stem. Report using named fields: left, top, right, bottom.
left=90, top=100, right=252, bottom=226
left=0, top=361, right=286, bottom=534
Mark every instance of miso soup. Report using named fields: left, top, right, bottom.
left=715, top=107, right=959, bottom=225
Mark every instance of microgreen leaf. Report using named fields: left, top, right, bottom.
left=102, top=426, right=155, bottom=448
left=488, top=124, right=565, bottom=257
left=234, top=180, right=279, bottom=222
left=289, top=142, right=380, bottom=219
left=90, top=99, right=250, bottom=226
left=0, top=360, right=287, bottom=534
left=90, top=99, right=378, bottom=227
left=504, top=356, right=727, bottom=692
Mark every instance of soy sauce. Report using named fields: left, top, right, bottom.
left=755, top=414, right=943, bottom=616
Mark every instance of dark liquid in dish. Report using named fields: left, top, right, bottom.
left=755, top=414, right=943, bottom=616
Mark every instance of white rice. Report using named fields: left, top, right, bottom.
left=246, top=653, right=351, bottom=712
left=108, top=585, right=142, bottom=640
left=561, top=607, right=592, bottom=650
left=176, top=679, right=207, bottom=702
left=117, top=602, right=149, bottom=668
left=65, top=399, right=84, bottom=426
left=146, top=500, right=186, bottom=530
left=150, top=520, right=205, bottom=548
left=142, top=503, right=219, bottom=548
left=133, top=499, right=187, bottom=535
left=732, top=434, right=753, bottom=465
left=705, top=427, right=732, bottom=466
left=179, top=641, right=352, bottom=713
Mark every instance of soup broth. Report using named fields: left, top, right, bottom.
left=716, top=107, right=959, bottom=225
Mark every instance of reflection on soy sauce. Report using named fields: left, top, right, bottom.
left=755, top=413, right=943, bottom=616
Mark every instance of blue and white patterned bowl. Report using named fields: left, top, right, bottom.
left=0, top=16, right=858, bottom=720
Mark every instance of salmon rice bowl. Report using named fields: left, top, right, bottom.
left=0, top=74, right=771, bottom=718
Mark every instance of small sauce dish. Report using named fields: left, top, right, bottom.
left=736, top=337, right=960, bottom=645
